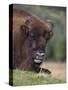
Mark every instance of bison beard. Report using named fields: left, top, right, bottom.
left=9, top=8, right=53, bottom=74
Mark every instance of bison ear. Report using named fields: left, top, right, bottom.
left=20, top=17, right=32, bottom=38
left=20, top=25, right=29, bottom=37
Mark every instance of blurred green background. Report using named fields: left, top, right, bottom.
left=13, top=4, right=66, bottom=62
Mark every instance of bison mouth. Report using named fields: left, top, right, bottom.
left=32, top=49, right=45, bottom=65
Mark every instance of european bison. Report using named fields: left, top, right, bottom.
left=9, top=6, right=53, bottom=74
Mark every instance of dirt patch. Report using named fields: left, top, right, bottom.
left=40, top=62, right=66, bottom=81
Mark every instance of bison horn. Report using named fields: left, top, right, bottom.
left=46, top=19, right=54, bottom=31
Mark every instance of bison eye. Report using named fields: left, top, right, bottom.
left=30, top=31, right=36, bottom=40
left=43, top=32, right=50, bottom=40
left=43, top=30, right=53, bottom=40
left=30, top=32, right=34, bottom=37
left=43, top=32, right=46, bottom=37
left=46, top=31, right=53, bottom=40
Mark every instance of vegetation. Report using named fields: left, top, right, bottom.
left=10, top=69, right=65, bottom=86
left=54, top=37, right=66, bottom=61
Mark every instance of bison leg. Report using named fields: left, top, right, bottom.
left=40, top=68, right=51, bottom=74
left=32, top=62, right=51, bottom=74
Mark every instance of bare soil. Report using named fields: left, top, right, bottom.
left=40, top=62, right=66, bottom=81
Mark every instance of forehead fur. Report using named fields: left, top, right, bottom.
left=13, top=8, right=49, bottom=32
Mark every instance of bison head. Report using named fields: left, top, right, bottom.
left=20, top=17, right=54, bottom=72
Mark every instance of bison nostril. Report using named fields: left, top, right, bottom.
left=36, top=52, right=45, bottom=56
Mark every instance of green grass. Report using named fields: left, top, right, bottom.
left=9, top=69, right=65, bottom=86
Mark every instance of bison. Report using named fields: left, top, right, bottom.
left=9, top=6, right=53, bottom=74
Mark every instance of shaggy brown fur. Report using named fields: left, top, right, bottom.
left=9, top=7, right=53, bottom=73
